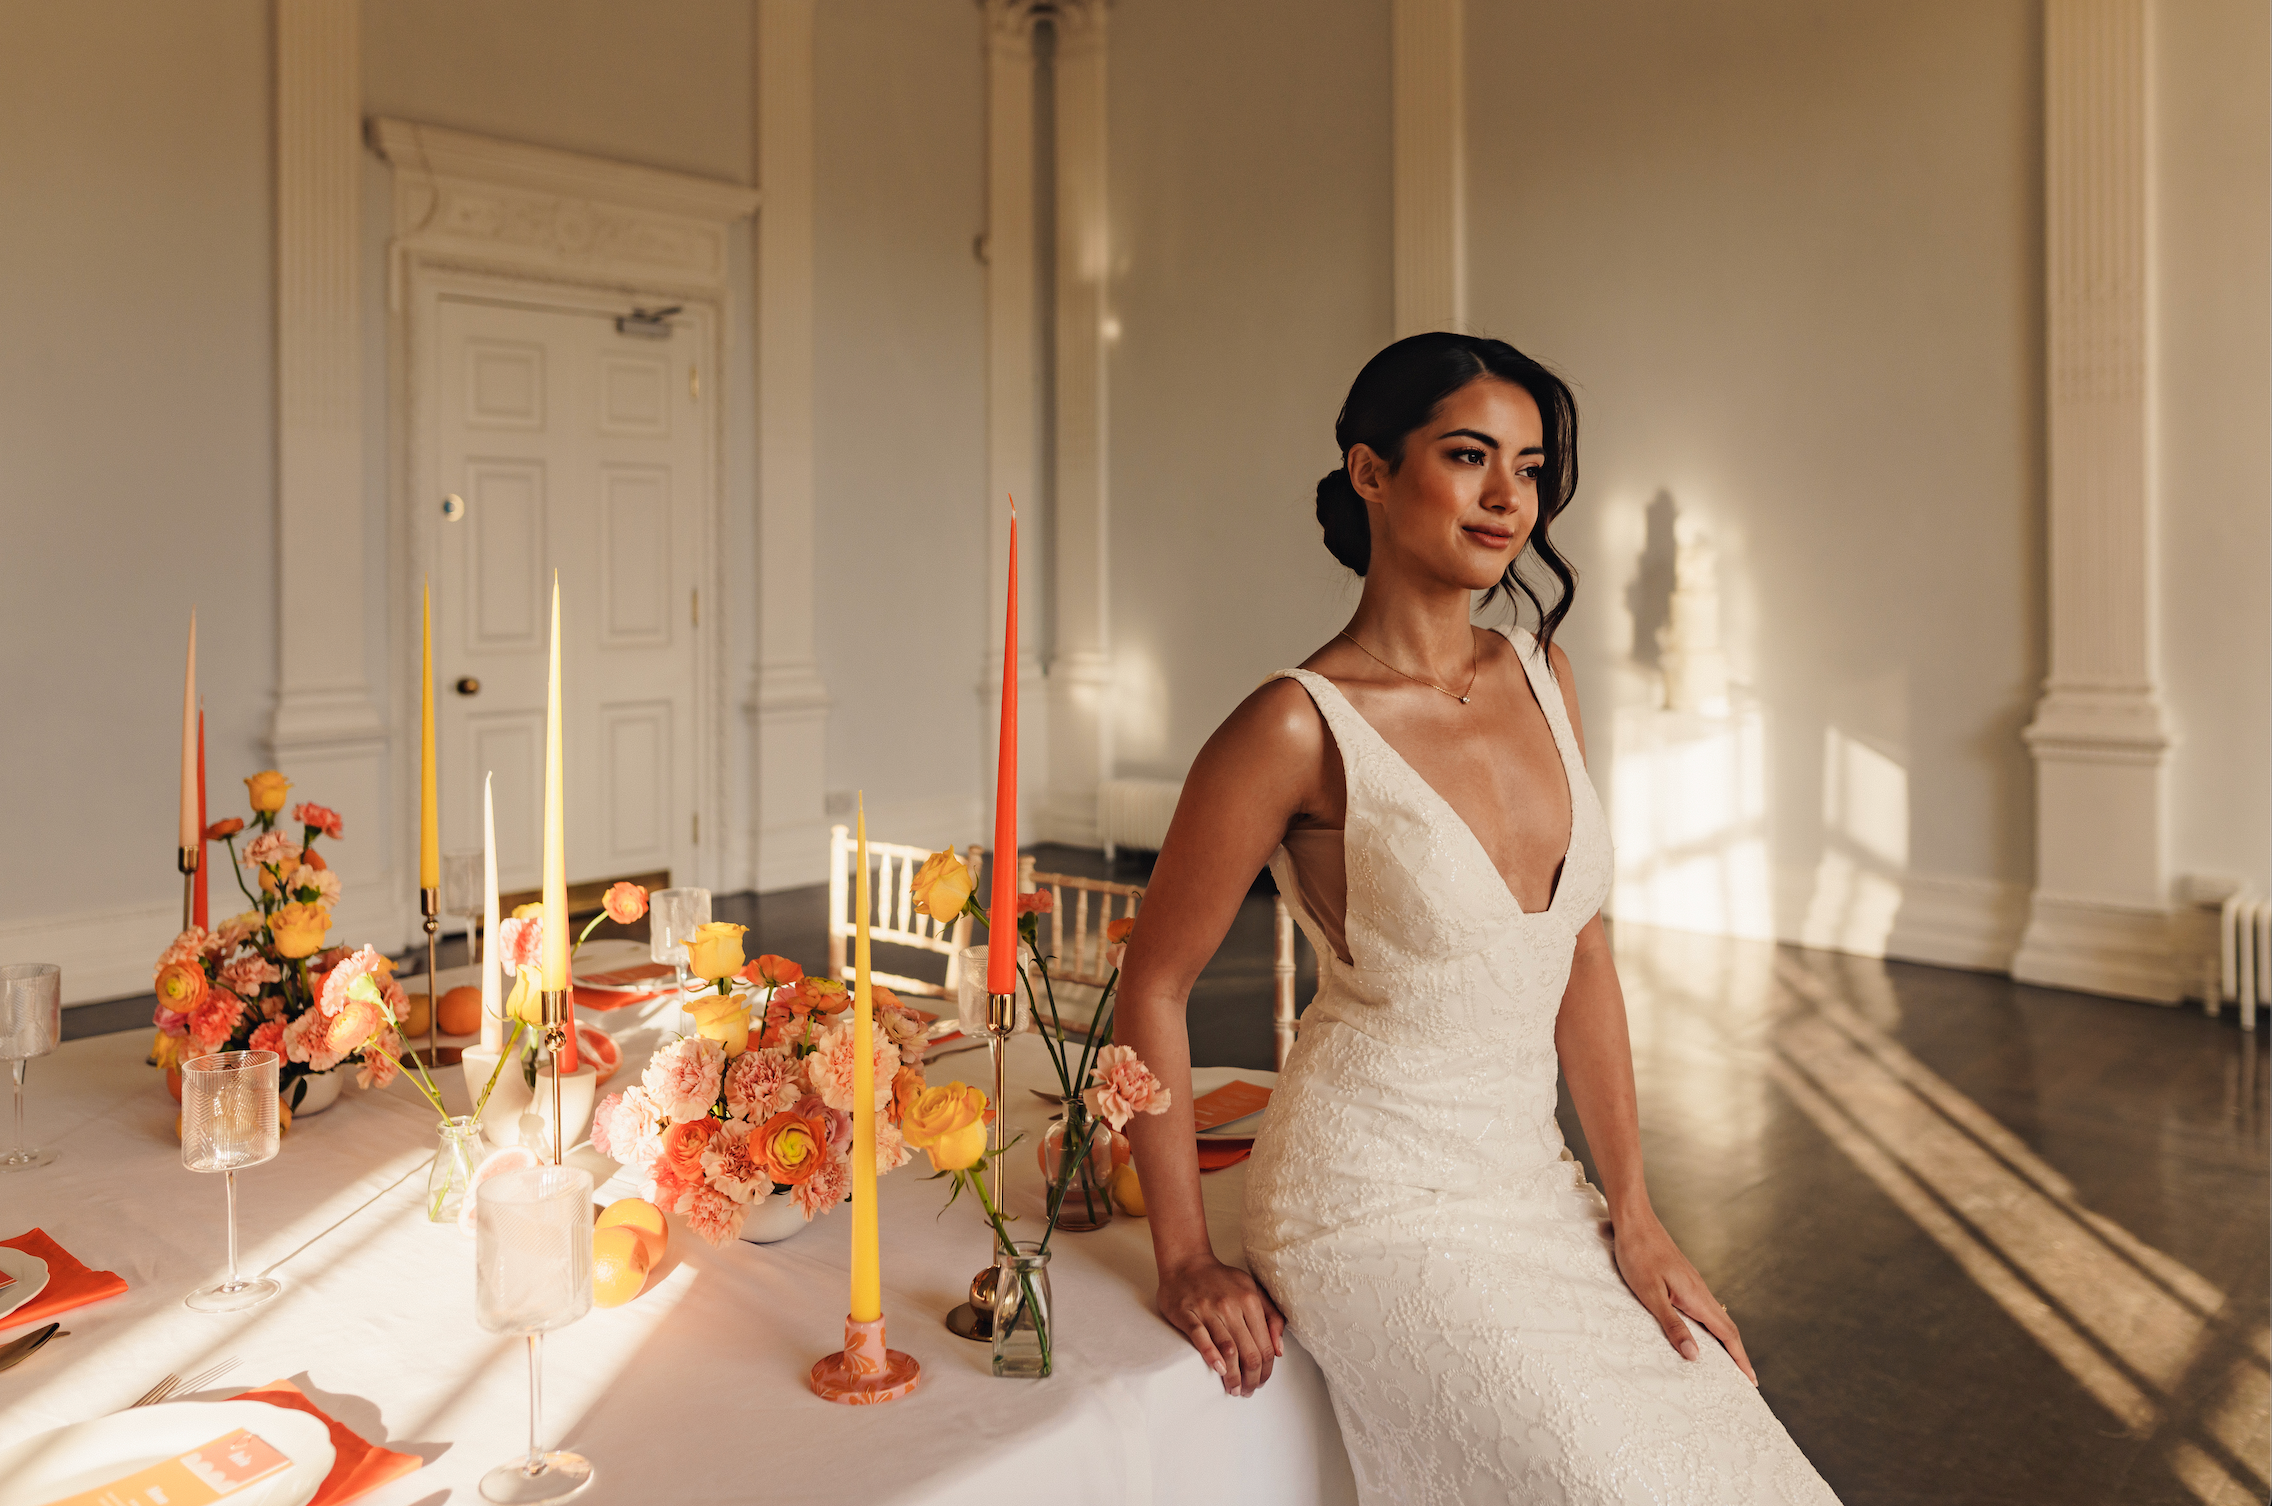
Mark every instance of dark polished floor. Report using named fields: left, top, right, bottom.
left=64, top=854, right=2268, bottom=1500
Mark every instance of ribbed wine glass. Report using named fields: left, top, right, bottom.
left=0, top=963, right=60, bottom=1172
left=648, top=887, right=711, bottom=1012
left=475, top=1163, right=596, bottom=1503
left=181, top=1049, right=282, bottom=1312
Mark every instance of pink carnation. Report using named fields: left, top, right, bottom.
left=808, top=1018, right=899, bottom=1115
left=722, top=1049, right=801, bottom=1123
left=319, top=946, right=392, bottom=1018
left=281, top=1008, right=345, bottom=1072
left=790, top=1144, right=850, bottom=1220
left=877, top=1003, right=927, bottom=1064
left=214, top=913, right=262, bottom=949
left=356, top=1025, right=402, bottom=1089
left=291, top=802, right=344, bottom=839
left=874, top=1119, right=911, bottom=1175
left=640, top=1035, right=725, bottom=1124
left=678, top=1180, right=749, bottom=1245
left=186, top=989, right=246, bottom=1051
left=1081, top=1044, right=1171, bottom=1132
left=497, top=914, right=545, bottom=974
left=244, top=832, right=301, bottom=871
left=591, top=1086, right=659, bottom=1160
left=699, top=1120, right=772, bottom=1205
left=220, top=953, right=281, bottom=998
left=159, top=928, right=212, bottom=968
left=247, top=1019, right=285, bottom=1058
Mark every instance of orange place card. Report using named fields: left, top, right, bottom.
left=0, top=1268, right=14, bottom=1293
left=1191, top=1080, right=1272, bottom=1134
left=50, top=1427, right=292, bottom=1506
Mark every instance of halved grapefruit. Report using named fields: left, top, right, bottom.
left=575, top=1022, right=621, bottom=1085
left=458, top=1143, right=542, bottom=1233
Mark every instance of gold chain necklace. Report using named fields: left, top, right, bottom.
left=1335, top=629, right=1479, bottom=705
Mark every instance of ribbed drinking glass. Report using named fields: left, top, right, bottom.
left=475, top=1163, right=596, bottom=1503
left=648, top=887, right=711, bottom=1010
left=0, top=963, right=60, bottom=1172
left=181, top=1049, right=282, bottom=1312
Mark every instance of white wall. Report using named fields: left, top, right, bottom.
left=1105, top=0, right=1395, bottom=777
left=2153, top=0, right=2272, bottom=898
left=808, top=0, right=992, bottom=852
left=0, top=0, right=278, bottom=997
left=1463, top=0, right=2047, bottom=967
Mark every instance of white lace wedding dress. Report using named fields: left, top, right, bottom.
left=1245, top=628, right=1840, bottom=1505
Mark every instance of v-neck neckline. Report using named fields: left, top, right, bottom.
left=1308, top=628, right=1575, bottom=920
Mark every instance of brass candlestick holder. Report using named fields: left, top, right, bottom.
left=177, top=846, right=199, bottom=931
left=540, top=988, right=569, bottom=1166
left=945, top=988, right=1019, bottom=1341
left=410, top=886, right=461, bottom=1068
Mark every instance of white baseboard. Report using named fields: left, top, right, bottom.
left=1881, top=872, right=2031, bottom=974
left=2012, top=891, right=2181, bottom=1003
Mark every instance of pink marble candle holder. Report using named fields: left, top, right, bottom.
left=809, top=1314, right=921, bottom=1404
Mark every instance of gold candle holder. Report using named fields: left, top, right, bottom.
left=177, top=846, right=199, bottom=932
left=945, top=989, right=1020, bottom=1341
left=409, top=886, right=461, bottom=1068
left=540, top=988, right=570, bottom=1166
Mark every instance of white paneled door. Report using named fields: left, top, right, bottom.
left=432, top=297, right=707, bottom=895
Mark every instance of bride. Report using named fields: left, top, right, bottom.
left=1115, top=333, right=1840, bottom=1503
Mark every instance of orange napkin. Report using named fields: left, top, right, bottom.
left=573, top=986, right=665, bottom=1015
left=0, top=1228, right=128, bottom=1330
left=232, top=1379, right=422, bottom=1506
left=1197, top=1142, right=1252, bottom=1172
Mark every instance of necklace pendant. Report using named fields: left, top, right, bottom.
left=1458, top=696, right=1470, bottom=705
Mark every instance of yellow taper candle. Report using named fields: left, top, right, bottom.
left=850, top=793, right=881, bottom=1323
left=540, top=575, right=569, bottom=992
left=420, top=582, right=439, bottom=889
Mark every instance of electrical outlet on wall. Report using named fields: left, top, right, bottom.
left=825, top=790, right=854, bottom=818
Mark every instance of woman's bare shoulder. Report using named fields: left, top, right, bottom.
left=1201, top=675, right=1329, bottom=770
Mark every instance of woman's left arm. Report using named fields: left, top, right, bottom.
left=1545, top=644, right=1757, bottom=1385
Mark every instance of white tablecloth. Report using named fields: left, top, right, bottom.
left=0, top=983, right=1357, bottom=1505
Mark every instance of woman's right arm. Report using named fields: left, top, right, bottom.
left=1113, top=679, right=1327, bottom=1397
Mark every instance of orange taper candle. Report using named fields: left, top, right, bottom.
left=987, top=503, right=1019, bottom=994
left=179, top=611, right=198, bottom=853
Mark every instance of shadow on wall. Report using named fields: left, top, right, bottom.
left=1606, top=491, right=1925, bottom=960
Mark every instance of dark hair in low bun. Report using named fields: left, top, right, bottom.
left=1316, top=331, right=1581, bottom=659
left=1314, top=467, right=1370, bottom=574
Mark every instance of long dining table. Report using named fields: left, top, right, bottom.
left=0, top=973, right=1357, bottom=1505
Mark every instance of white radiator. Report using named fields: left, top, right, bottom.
left=2211, top=891, right=2272, bottom=1031
left=1098, top=778, right=1183, bottom=860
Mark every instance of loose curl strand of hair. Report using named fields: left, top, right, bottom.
left=1314, top=332, right=1581, bottom=662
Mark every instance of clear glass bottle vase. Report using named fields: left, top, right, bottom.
left=427, top=1114, right=488, bottom=1224
left=1040, top=1110, right=1114, bottom=1232
left=991, top=1240, right=1053, bottom=1378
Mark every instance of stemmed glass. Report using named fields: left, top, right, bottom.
left=475, top=1164, right=596, bottom=1503
left=648, top=887, right=711, bottom=1010
left=0, top=963, right=61, bottom=1172
left=181, top=1049, right=282, bottom=1312
left=444, top=850, right=485, bottom=964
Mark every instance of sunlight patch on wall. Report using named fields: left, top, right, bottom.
left=1798, top=727, right=1910, bottom=955
left=1111, top=641, right=1171, bottom=772
left=1609, top=702, right=1774, bottom=940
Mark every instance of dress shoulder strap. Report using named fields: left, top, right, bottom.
left=1491, top=626, right=1583, bottom=767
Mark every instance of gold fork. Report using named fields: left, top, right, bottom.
left=129, top=1354, right=240, bottom=1408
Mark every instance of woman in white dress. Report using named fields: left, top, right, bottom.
left=1115, top=333, right=1840, bottom=1504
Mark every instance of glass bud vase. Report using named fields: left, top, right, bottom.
left=1041, top=1110, right=1114, bottom=1233
left=426, top=1114, right=487, bottom=1224
left=991, top=1241, right=1053, bottom=1378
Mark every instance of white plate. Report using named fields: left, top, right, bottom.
left=0, top=1399, right=335, bottom=1506
left=1191, top=1066, right=1278, bottom=1140
left=0, top=1247, right=48, bottom=1324
left=571, top=939, right=655, bottom=982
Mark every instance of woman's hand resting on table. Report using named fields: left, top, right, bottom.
left=1157, top=1257, right=1285, bottom=1397
left=1610, top=1206, right=1757, bottom=1386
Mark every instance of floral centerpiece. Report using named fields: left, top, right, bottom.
left=588, top=928, right=934, bottom=1245
left=148, top=771, right=408, bottom=1112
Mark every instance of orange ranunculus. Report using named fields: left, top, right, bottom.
left=602, top=882, right=648, bottom=924
left=901, top=1082, right=992, bottom=1172
left=682, top=922, right=748, bottom=982
left=154, top=959, right=207, bottom=1014
left=890, top=1065, right=925, bottom=1123
left=909, top=849, right=975, bottom=925
left=269, top=902, right=330, bottom=959
left=323, top=995, right=380, bottom=1057
left=800, top=978, right=850, bottom=1016
left=655, top=1118, right=720, bottom=1197
left=752, top=1109, right=829, bottom=1186
left=204, top=817, right=245, bottom=841
left=1105, top=916, right=1136, bottom=944
left=1017, top=890, right=1054, bottom=915
left=742, top=954, right=804, bottom=990
left=244, top=770, right=292, bottom=814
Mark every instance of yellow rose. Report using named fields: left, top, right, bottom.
left=257, top=855, right=300, bottom=897
left=682, top=922, right=748, bottom=982
left=901, top=1081, right=992, bottom=1172
left=244, top=770, right=292, bottom=814
left=512, top=901, right=545, bottom=920
left=269, top=902, right=330, bottom=958
left=909, top=849, right=975, bottom=926
left=506, top=970, right=542, bottom=1026
left=688, top=994, right=751, bottom=1057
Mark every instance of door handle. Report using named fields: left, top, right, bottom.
left=454, top=677, right=481, bottom=696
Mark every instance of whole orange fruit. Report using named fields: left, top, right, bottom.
left=592, top=1226, right=651, bottom=1308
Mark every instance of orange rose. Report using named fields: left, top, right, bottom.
left=655, top=1118, right=720, bottom=1196
left=901, top=1082, right=992, bottom=1172
left=682, top=922, right=748, bottom=982
left=908, top=849, right=975, bottom=925
left=688, top=994, right=751, bottom=1057
left=244, top=770, right=292, bottom=814
left=269, top=902, right=330, bottom=959
left=154, top=959, right=207, bottom=1014
left=752, top=1109, right=830, bottom=1186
